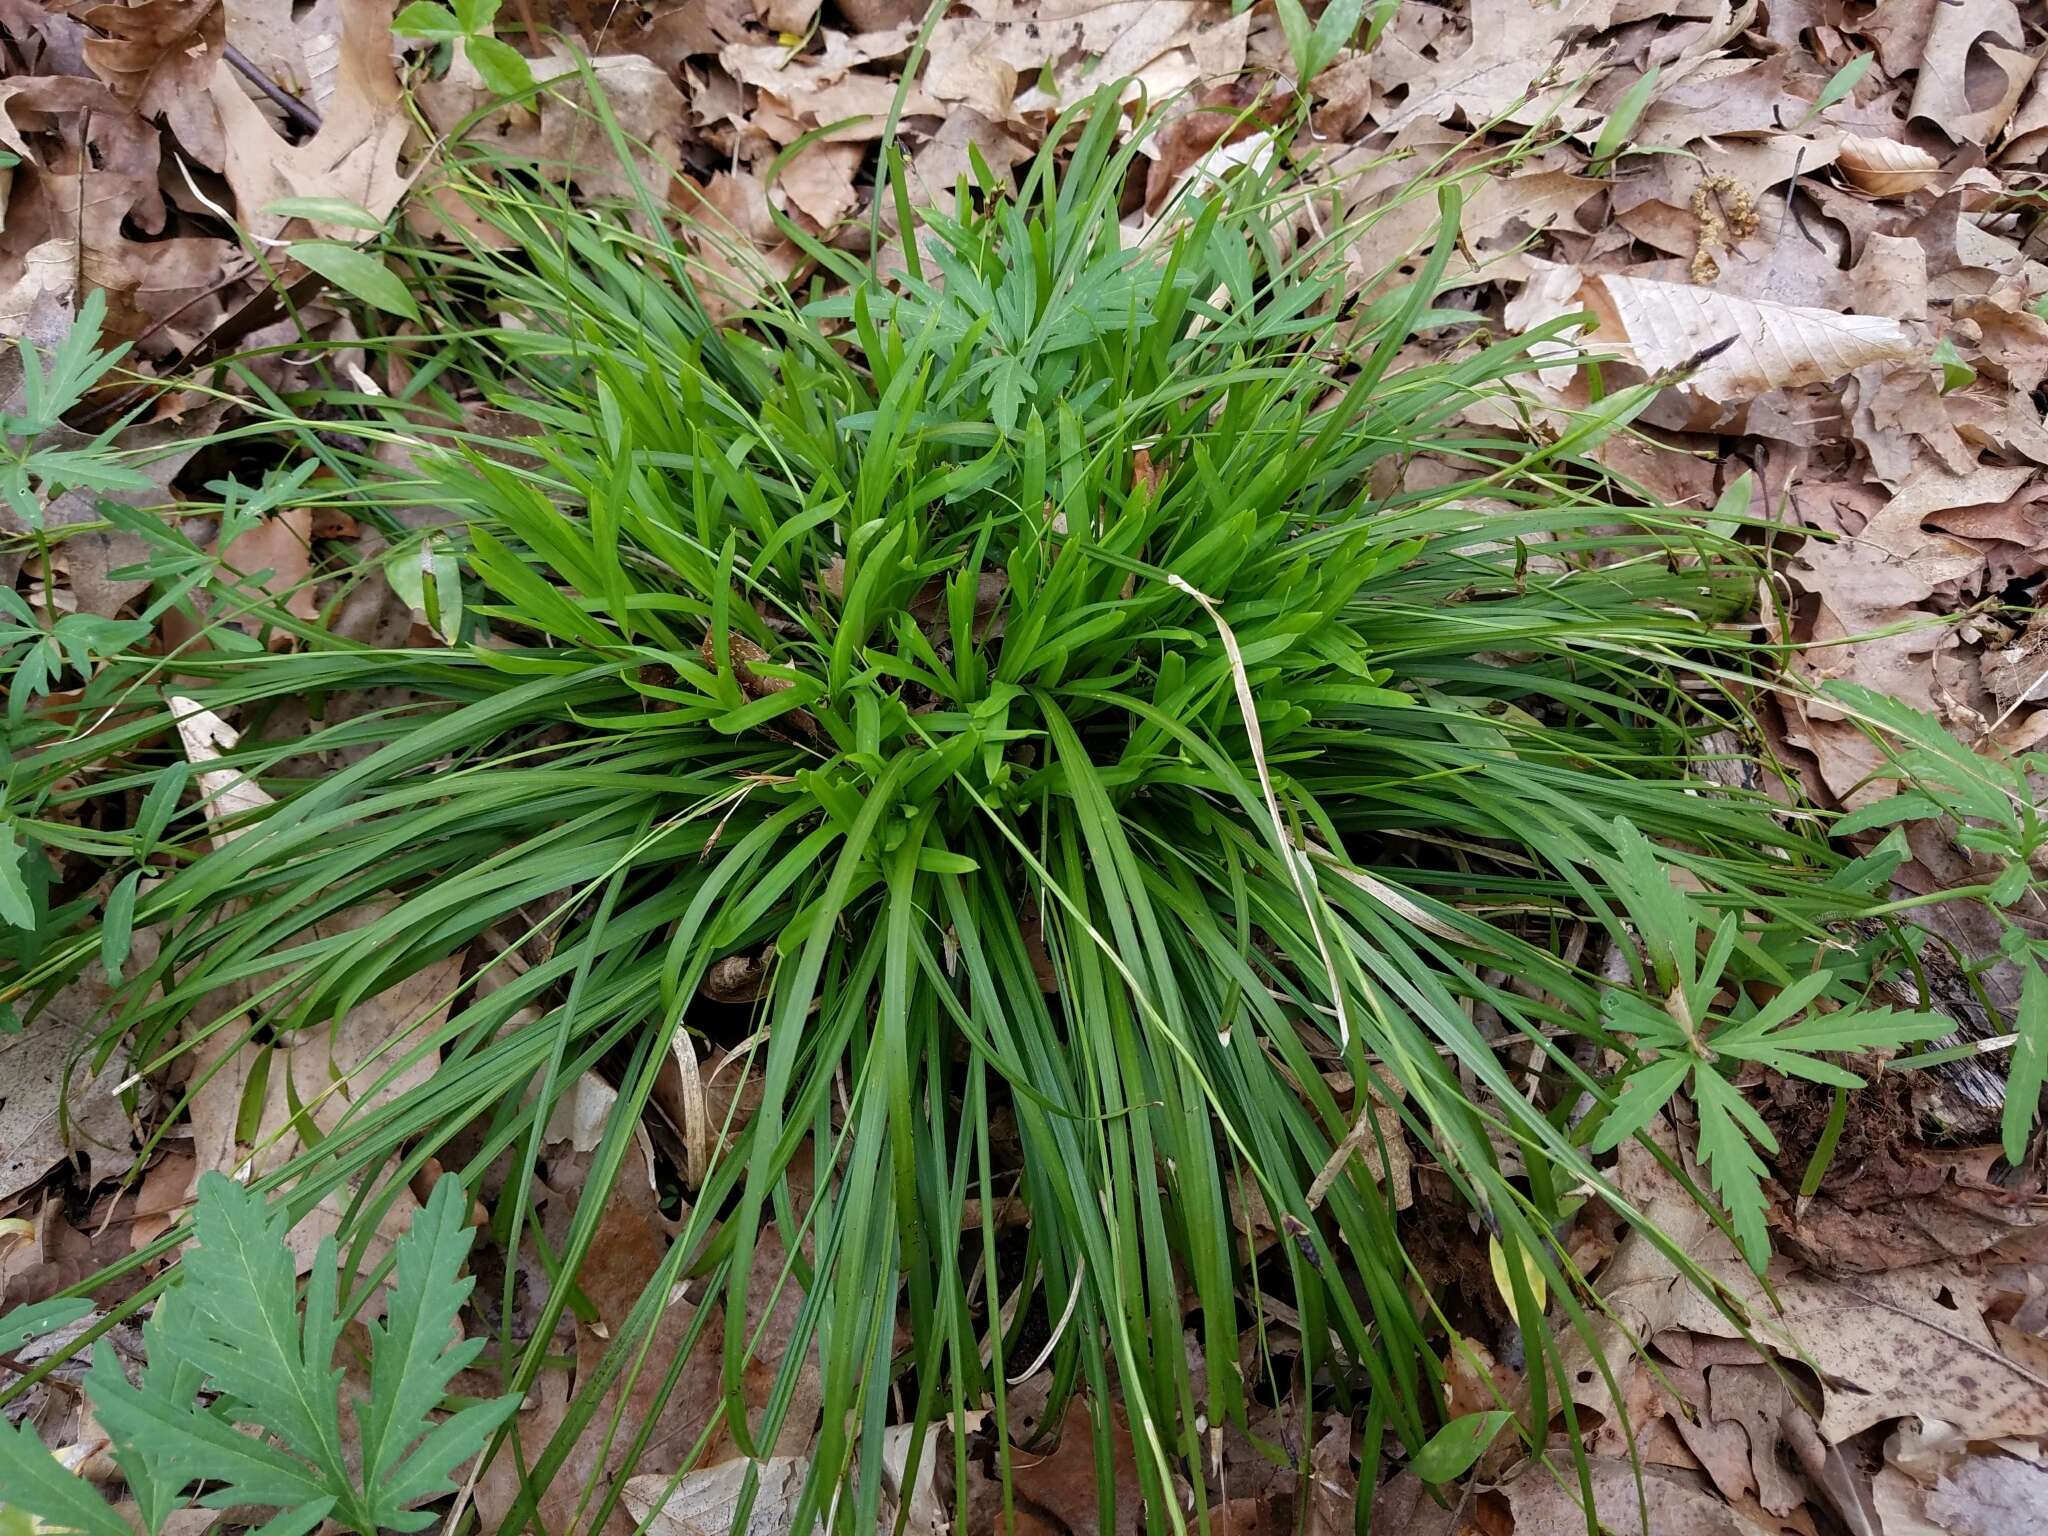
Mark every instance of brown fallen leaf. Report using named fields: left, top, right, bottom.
left=476, top=1129, right=722, bottom=1535
left=671, top=169, right=802, bottom=320
left=1556, top=1129, right=1733, bottom=1434
left=1584, top=273, right=1920, bottom=403
left=1791, top=461, right=2032, bottom=624
left=963, top=1393, right=1149, bottom=1536
left=774, top=139, right=861, bottom=231
left=210, top=0, right=413, bottom=241
left=0, top=80, right=203, bottom=344
left=622, top=1456, right=808, bottom=1536
left=220, top=506, right=321, bottom=627
left=1874, top=1448, right=2048, bottom=1536
left=1372, top=0, right=1617, bottom=134
left=621, top=1424, right=941, bottom=1536
left=1837, top=135, right=1941, bottom=197
left=0, top=974, right=137, bottom=1204
left=1773, top=1143, right=2046, bottom=1274
left=182, top=910, right=454, bottom=1179
left=81, top=0, right=226, bottom=169
left=1495, top=1458, right=1775, bottom=1535
left=1909, top=0, right=2038, bottom=145
left=1658, top=1259, right=2048, bottom=1443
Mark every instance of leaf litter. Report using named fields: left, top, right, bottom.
left=3, top=0, right=2048, bottom=1532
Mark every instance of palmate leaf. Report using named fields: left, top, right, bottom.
left=174, top=1172, right=353, bottom=1491
left=54, top=1175, right=513, bottom=1536
left=359, top=1176, right=519, bottom=1530
left=1598, top=961, right=1948, bottom=1269
left=0, top=1422, right=132, bottom=1536
left=96, top=1294, right=209, bottom=1532
left=1691, top=1068, right=1778, bottom=1268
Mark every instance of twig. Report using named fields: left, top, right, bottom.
left=225, top=43, right=322, bottom=135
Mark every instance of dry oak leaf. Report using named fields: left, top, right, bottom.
left=1372, top=0, right=1617, bottom=133
left=208, top=0, right=412, bottom=241
left=1661, top=1261, right=2048, bottom=1444
left=1837, top=134, right=1941, bottom=197
left=1586, top=273, right=1919, bottom=403
left=0, top=974, right=135, bottom=1204
left=1875, top=1450, right=2048, bottom=1536
left=1494, top=1459, right=1775, bottom=1536
left=1793, top=460, right=2033, bottom=620
left=1909, top=0, right=2039, bottom=145
left=82, top=0, right=226, bottom=169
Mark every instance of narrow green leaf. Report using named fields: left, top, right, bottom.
left=1591, top=65, right=1660, bottom=168
left=1800, top=51, right=1872, bottom=125
left=1932, top=337, right=1975, bottom=394
left=2002, top=955, right=2048, bottom=1165
left=263, top=197, right=387, bottom=230
left=101, top=869, right=139, bottom=981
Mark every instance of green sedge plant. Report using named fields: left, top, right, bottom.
left=0, top=84, right=1952, bottom=1531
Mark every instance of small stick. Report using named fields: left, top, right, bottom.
left=225, top=43, right=323, bottom=135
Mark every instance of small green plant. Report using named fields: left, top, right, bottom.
left=394, top=0, right=536, bottom=98
left=0, top=290, right=151, bottom=532
left=1824, top=680, right=2048, bottom=1161
left=1587, top=65, right=1660, bottom=174
left=1590, top=821, right=1947, bottom=1264
left=0, top=1175, right=517, bottom=1536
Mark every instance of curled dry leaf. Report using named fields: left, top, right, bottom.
left=1585, top=273, right=1919, bottom=403
left=1837, top=134, right=1940, bottom=197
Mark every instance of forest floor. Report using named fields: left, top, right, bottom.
left=3, top=1, right=2047, bottom=1533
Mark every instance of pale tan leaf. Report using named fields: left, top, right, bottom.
left=1837, top=134, right=1941, bottom=196
left=209, top=0, right=412, bottom=241
left=0, top=976, right=134, bottom=1203
left=1497, top=1459, right=1776, bottom=1536
left=1588, top=273, right=1918, bottom=401
left=623, top=1458, right=809, bottom=1535
left=168, top=696, right=274, bottom=840
left=1909, top=0, right=2037, bottom=145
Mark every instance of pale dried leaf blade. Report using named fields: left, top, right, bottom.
left=1592, top=273, right=1918, bottom=401
left=168, top=695, right=272, bottom=842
